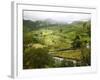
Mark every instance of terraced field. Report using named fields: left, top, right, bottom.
left=53, top=49, right=82, bottom=60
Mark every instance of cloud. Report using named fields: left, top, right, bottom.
left=23, top=11, right=91, bottom=23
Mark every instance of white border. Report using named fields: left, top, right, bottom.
left=11, top=2, right=97, bottom=78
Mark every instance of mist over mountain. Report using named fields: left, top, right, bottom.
left=23, top=18, right=90, bottom=33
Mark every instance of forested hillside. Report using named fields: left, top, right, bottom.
left=23, top=19, right=91, bottom=69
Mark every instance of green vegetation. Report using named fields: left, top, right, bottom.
left=23, top=19, right=91, bottom=69
left=23, top=47, right=55, bottom=69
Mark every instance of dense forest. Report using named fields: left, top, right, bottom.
left=23, top=19, right=91, bottom=69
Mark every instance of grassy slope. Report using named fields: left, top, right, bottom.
left=23, top=20, right=90, bottom=62
left=25, top=26, right=80, bottom=60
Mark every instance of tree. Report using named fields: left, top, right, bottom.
left=83, top=21, right=91, bottom=37
left=80, top=21, right=91, bottom=65
left=23, top=47, right=55, bottom=69
left=80, top=41, right=91, bottom=66
left=72, top=35, right=81, bottom=49
left=71, top=21, right=91, bottom=66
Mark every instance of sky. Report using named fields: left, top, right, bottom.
left=23, top=11, right=91, bottom=23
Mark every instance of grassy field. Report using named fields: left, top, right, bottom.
left=53, top=49, right=82, bottom=60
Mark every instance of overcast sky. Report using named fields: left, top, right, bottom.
left=23, top=11, right=91, bottom=23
